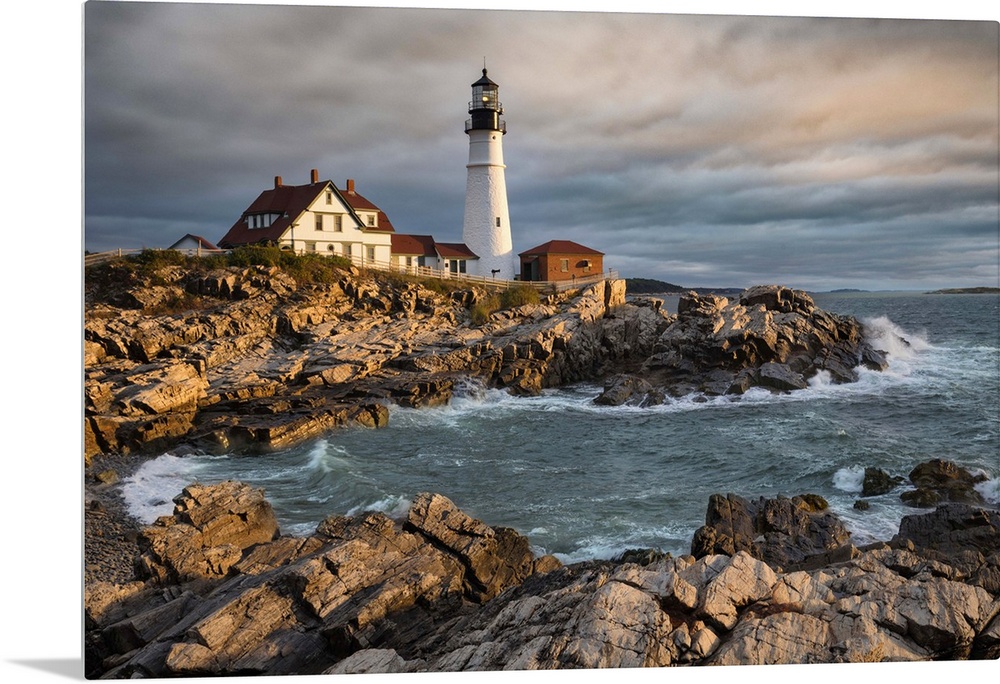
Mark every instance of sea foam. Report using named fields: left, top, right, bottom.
left=832, top=466, right=865, bottom=493
left=121, top=452, right=211, bottom=524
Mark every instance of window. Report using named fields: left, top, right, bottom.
left=496, top=217, right=501, bottom=227
left=334, top=215, right=342, bottom=232
left=367, top=246, right=376, bottom=263
left=450, top=260, right=466, bottom=274
left=560, top=259, right=569, bottom=272
left=306, top=241, right=316, bottom=252
left=367, top=214, right=375, bottom=226
left=315, top=214, right=323, bottom=231
left=405, top=256, right=413, bottom=268
left=326, top=191, right=333, bottom=204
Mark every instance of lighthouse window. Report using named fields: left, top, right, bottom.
left=496, top=217, right=501, bottom=227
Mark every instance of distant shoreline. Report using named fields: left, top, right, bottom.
left=925, top=287, right=1000, bottom=295
left=625, top=279, right=1000, bottom=297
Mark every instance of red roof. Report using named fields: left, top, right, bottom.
left=391, top=234, right=437, bottom=257
left=218, top=175, right=394, bottom=248
left=518, top=240, right=604, bottom=257
left=342, top=184, right=396, bottom=233
left=435, top=242, right=478, bottom=259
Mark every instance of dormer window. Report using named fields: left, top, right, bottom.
left=245, top=212, right=282, bottom=229
left=367, top=215, right=375, bottom=226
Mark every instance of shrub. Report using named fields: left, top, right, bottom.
left=132, top=248, right=192, bottom=271
left=469, top=294, right=500, bottom=325
left=420, top=278, right=464, bottom=295
left=499, top=285, right=540, bottom=309
left=225, top=246, right=349, bottom=285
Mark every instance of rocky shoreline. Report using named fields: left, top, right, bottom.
left=83, top=254, right=997, bottom=676
left=84, top=255, right=891, bottom=462
left=84, top=459, right=999, bottom=677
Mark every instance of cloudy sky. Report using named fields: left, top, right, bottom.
left=82, top=1, right=999, bottom=291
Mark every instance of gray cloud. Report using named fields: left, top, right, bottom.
left=83, top=2, right=998, bottom=290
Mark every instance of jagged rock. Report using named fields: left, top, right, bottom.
left=892, top=503, right=1000, bottom=576
left=405, top=492, right=539, bottom=602
left=325, top=649, right=415, bottom=674
left=690, top=493, right=852, bottom=569
left=112, top=360, right=208, bottom=417
left=86, top=480, right=1000, bottom=678
left=756, top=362, right=808, bottom=392
left=739, top=284, right=815, bottom=314
left=594, top=374, right=665, bottom=407
left=697, top=551, right=778, bottom=630
left=136, top=481, right=280, bottom=583
left=901, top=459, right=988, bottom=507
left=87, top=484, right=550, bottom=678
left=644, top=285, right=888, bottom=397
left=862, top=467, right=904, bottom=496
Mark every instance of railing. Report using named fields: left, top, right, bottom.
left=83, top=247, right=618, bottom=294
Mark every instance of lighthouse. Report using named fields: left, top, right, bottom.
left=462, top=67, right=514, bottom=280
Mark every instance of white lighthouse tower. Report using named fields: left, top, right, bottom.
left=462, top=67, right=514, bottom=280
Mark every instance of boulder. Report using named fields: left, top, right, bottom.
left=892, top=503, right=1000, bottom=576
left=862, top=467, right=904, bottom=497
left=690, top=493, right=852, bottom=569
left=593, top=374, right=665, bottom=407
left=756, top=362, right=808, bottom=392
left=901, top=459, right=988, bottom=507
left=135, top=481, right=280, bottom=583
left=643, top=285, right=888, bottom=397
left=405, top=492, right=538, bottom=602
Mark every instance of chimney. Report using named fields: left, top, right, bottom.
left=346, top=179, right=355, bottom=194
left=274, top=176, right=283, bottom=188
left=311, top=168, right=319, bottom=184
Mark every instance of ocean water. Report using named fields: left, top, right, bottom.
left=122, top=292, right=1000, bottom=564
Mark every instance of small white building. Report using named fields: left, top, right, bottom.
left=168, top=234, right=221, bottom=252
left=391, top=234, right=479, bottom=276
left=218, top=169, right=393, bottom=265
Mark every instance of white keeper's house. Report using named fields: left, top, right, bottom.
left=218, top=169, right=394, bottom=265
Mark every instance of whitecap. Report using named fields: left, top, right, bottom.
left=832, top=466, right=865, bottom=493
left=345, top=494, right=411, bottom=519
left=862, top=315, right=931, bottom=361
left=975, top=477, right=999, bottom=505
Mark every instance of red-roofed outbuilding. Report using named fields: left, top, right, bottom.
left=518, top=240, right=604, bottom=282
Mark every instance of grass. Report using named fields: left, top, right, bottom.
left=469, top=285, right=541, bottom=325
left=87, top=246, right=354, bottom=289
left=86, top=248, right=542, bottom=319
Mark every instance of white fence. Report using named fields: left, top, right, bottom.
left=83, top=247, right=618, bottom=294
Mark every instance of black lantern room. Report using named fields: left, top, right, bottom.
left=466, top=68, right=506, bottom=134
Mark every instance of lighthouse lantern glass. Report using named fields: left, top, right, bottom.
left=473, top=84, right=498, bottom=110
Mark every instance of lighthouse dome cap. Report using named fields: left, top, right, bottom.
left=471, top=67, right=499, bottom=88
